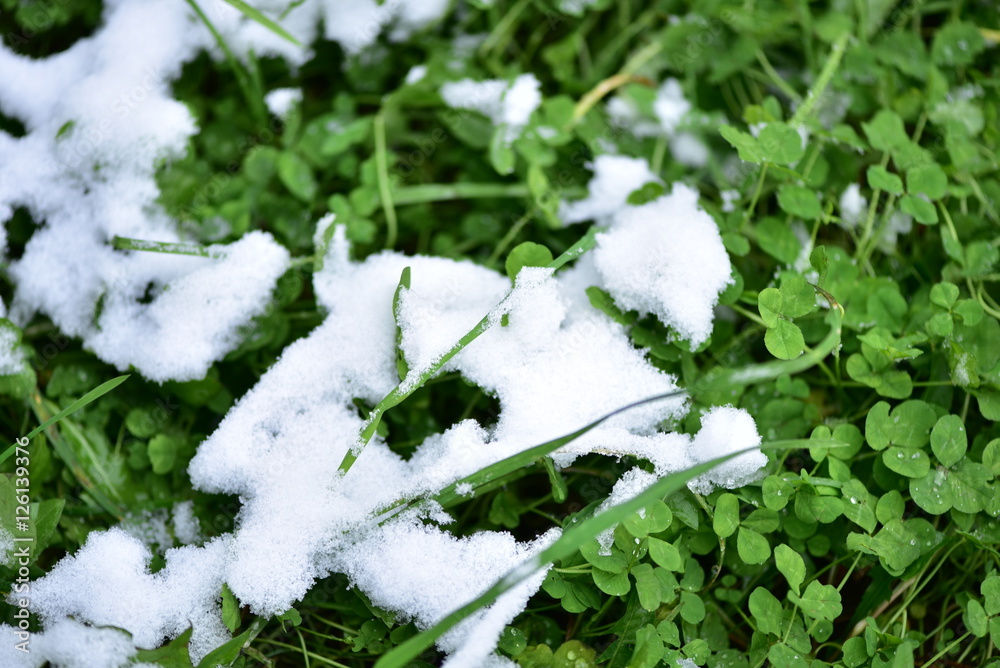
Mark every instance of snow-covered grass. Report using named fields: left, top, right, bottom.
left=1, top=1, right=998, bottom=668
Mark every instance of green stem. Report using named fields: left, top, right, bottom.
left=790, top=33, right=849, bottom=128
left=393, top=182, right=530, bottom=205
left=920, top=631, right=971, bottom=667
left=374, top=111, right=398, bottom=249
left=337, top=227, right=601, bottom=476
left=113, top=236, right=217, bottom=258
left=755, top=49, right=803, bottom=104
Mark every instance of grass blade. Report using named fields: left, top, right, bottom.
left=222, top=0, right=302, bottom=47
left=374, top=450, right=748, bottom=668
left=338, top=226, right=601, bottom=475
left=1, top=375, right=130, bottom=465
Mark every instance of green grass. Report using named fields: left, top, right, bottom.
left=2, top=1, right=1000, bottom=667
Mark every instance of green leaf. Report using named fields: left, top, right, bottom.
left=763, top=475, right=794, bottom=510
left=882, top=447, right=930, bottom=478
left=737, top=527, right=770, bottom=564
left=930, top=282, right=960, bottom=309
left=749, top=587, right=784, bottom=636
left=197, top=618, right=266, bottom=668
left=906, top=164, right=947, bottom=199
left=931, top=22, right=986, bottom=66
left=899, top=195, right=938, bottom=224
left=647, top=537, right=683, bottom=571
left=631, top=564, right=662, bottom=612
left=626, top=624, right=664, bottom=668
left=930, top=415, right=967, bottom=467
left=966, top=599, right=988, bottom=638
left=221, top=0, right=301, bottom=45
left=586, top=286, right=633, bottom=326
left=221, top=584, right=241, bottom=633
left=842, top=479, right=878, bottom=533
left=136, top=627, right=195, bottom=668
left=490, top=127, right=516, bottom=175
left=867, top=166, right=903, bottom=195
left=2, top=375, right=130, bottom=466
left=506, top=242, right=554, bottom=281
left=777, top=184, right=822, bottom=220
left=758, top=288, right=782, bottom=328
left=277, top=152, right=317, bottom=202
left=780, top=277, right=818, bottom=318
left=148, top=434, right=181, bottom=475
left=756, top=217, right=802, bottom=264
left=719, top=125, right=764, bottom=163
left=593, top=568, right=631, bottom=596
left=791, top=581, right=843, bottom=621
left=768, top=642, right=809, bottom=668
left=842, top=636, right=870, bottom=667
left=679, top=590, right=706, bottom=624
left=876, top=491, right=905, bottom=524
left=393, top=266, right=411, bottom=381
left=765, top=320, right=805, bottom=360
left=950, top=460, right=991, bottom=513
left=774, top=544, right=806, bottom=596
left=982, top=574, right=1000, bottom=616
left=759, top=122, right=805, bottom=165
left=713, top=493, right=739, bottom=539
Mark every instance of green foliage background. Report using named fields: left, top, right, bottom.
left=2, top=0, right=1000, bottom=666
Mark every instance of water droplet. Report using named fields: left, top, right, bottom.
left=850, top=497, right=858, bottom=504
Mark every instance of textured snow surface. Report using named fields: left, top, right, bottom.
left=560, top=155, right=660, bottom=224
left=440, top=74, right=541, bottom=142
left=592, top=183, right=734, bottom=347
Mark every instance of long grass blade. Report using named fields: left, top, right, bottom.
left=222, top=0, right=302, bottom=46
left=1, top=375, right=130, bottom=465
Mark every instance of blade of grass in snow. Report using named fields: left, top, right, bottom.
left=27, top=395, right=127, bottom=519
left=374, top=450, right=747, bottom=668
left=221, top=0, right=301, bottom=47
left=185, top=0, right=267, bottom=123
left=375, top=436, right=835, bottom=668
left=113, top=236, right=219, bottom=258
left=0, top=375, right=129, bottom=465
left=372, top=390, right=687, bottom=521
left=337, top=226, right=601, bottom=475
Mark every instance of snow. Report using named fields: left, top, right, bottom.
left=0, top=618, right=136, bottom=668
left=0, top=0, right=290, bottom=383
left=560, top=155, right=660, bottom=224
left=593, top=183, right=734, bottom=347
left=0, top=323, right=26, bottom=376
left=440, top=74, right=541, bottom=143
left=405, top=64, right=428, bottom=84
left=654, top=79, right=692, bottom=135
left=0, top=527, right=12, bottom=567
left=264, top=87, right=301, bottom=118
left=839, top=183, right=867, bottom=229
left=686, top=406, right=766, bottom=494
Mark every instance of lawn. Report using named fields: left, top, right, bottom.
left=1, top=1, right=999, bottom=667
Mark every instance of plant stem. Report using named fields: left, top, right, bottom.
left=337, top=227, right=601, bottom=476
left=393, top=182, right=530, bottom=205
left=112, top=236, right=218, bottom=258
left=790, top=32, right=849, bottom=128
left=374, top=111, right=398, bottom=249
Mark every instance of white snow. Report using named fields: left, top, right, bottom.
left=654, top=79, right=692, bottom=135
left=686, top=406, right=766, bottom=494
left=560, top=155, right=660, bottom=224
left=839, top=183, right=867, bottom=229
left=592, top=183, right=734, bottom=347
left=440, top=74, right=541, bottom=143
left=405, top=64, right=428, bottom=84
left=0, top=618, right=136, bottom=668
left=264, top=87, right=301, bottom=118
